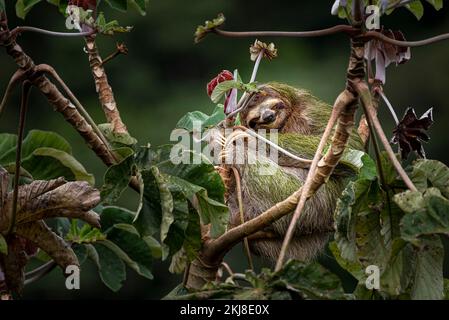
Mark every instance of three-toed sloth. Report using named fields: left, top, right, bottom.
left=217, top=82, right=363, bottom=262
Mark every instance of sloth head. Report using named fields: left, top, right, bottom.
left=240, top=82, right=331, bottom=135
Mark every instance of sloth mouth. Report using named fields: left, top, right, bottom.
left=248, top=117, right=276, bottom=129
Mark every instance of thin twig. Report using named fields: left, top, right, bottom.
left=7, top=81, right=31, bottom=235
left=226, top=92, right=254, bottom=119
left=101, top=43, right=128, bottom=66
left=250, top=52, right=263, bottom=83
left=0, top=70, right=26, bottom=119
left=24, top=261, right=57, bottom=286
left=220, top=262, right=234, bottom=277
left=214, top=25, right=357, bottom=39
left=225, top=51, right=263, bottom=126
left=25, top=261, right=57, bottom=279
left=226, top=126, right=312, bottom=167
left=356, top=82, right=417, bottom=191
left=378, top=91, right=399, bottom=125
left=214, top=25, right=449, bottom=48
left=231, top=167, right=254, bottom=271
left=361, top=31, right=449, bottom=48
left=10, top=26, right=95, bottom=38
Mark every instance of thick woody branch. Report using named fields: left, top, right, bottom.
left=357, top=80, right=382, bottom=147
left=275, top=36, right=365, bottom=270
left=1, top=31, right=115, bottom=167
left=274, top=90, right=357, bottom=270
left=208, top=90, right=354, bottom=258
left=34, top=64, right=114, bottom=158
left=84, top=36, right=128, bottom=134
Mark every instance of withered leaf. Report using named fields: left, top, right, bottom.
left=392, top=108, right=433, bottom=159
left=16, top=221, right=78, bottom=270
left=0, top=174, right=101, bottom=294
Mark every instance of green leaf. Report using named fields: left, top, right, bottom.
left=393, top=190, right=424, bottom=213
left=15, top=0, right=42, bottom=19
left=339, top=149, right=369, bottom=173
left=128, top=0, right=148, bottom=15
left=406, top=0, right=424, bottom=19
left=194, top=13, right=226, bottom=43
left=0, top=130, right=71, bottom=164
left=135, top=145, right=228, bottom=240
left=410, top=236, right=444, bottom=300
left=274, top=261, right=348, bottom=300
left=95, top=13, right=133, bottom=35
left=105, top=0, right=127, bottom=12
left=100, top=206, right=135, bottom=232
left=168, top=175, right=228, bottom=238
left=66, top=222, right=106, bottom=244
left=0, top=134, right=17, bottom=154
left=210, top=80, right=242, bottom=103
left=379, top=239, right=413, bottom=297
left=444, top=278, right=449, bottom=299
left=411, top=159, right=449, bottom=198
left=399, top=189, right=449, bottom=243
left=22, top=147, right=94, bottom=184
left=334, top=178, right=388, bottom=269
left=88, top=243, right=126, bottom=292
left=105, top=224, right=154, bottom=279
left=98, top=123, right=137, bottom=147
left=100, top=239, right=153, bottom=279
left=101, top=147, right=134, bottom=205
left=329, top=241, right=364, bottom=281
left=426, top=0, right=443, bottom=10
left=176, top=105, right=225, bottom=132
left=0, top=130, right=92, bottom=183
left=358, top=154, right=377, bottom=181
left=72, top=243, right=88, bottom=265
left=152, top=167, right=174, bottom=243
left=0, top=234, right=7, bottom=254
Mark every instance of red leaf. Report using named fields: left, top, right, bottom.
left=68, top=0, right=97, bottom=11
left=206, top=70, right=234, bottom=97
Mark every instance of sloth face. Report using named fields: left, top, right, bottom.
left=241, top=89, right=289, bottom=131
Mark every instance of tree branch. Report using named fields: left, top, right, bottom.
left=274, top=89, right=357, bottom=271
left=214, top=25, right=357, bottom=39
left=34, top=64, right=115, bottom=160
left=1, top=27, right=116, bottom=166
left=231, top=167, right=254, bottom=271
left=8, top=81, right=31, bottom=235
left=0, top=69, right=26, bottom=118
left=10, top=26, right=95, bottom=38
left=213, top=26, right=449, bottom=48
left=84, top=35, right=128, bottom=134
left=355, top=82, right=418, bottom=191
left=24, top=261, right=57, bottom=285
left=360, top=31, right=449, bottom=48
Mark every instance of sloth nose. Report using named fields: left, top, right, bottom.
left=262, top=110, right=276, bottom=123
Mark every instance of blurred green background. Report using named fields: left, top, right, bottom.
left=1, top=0, right=449, bottom=299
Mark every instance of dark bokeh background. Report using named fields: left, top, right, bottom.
left=1, top=0, right=449, bottom=299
